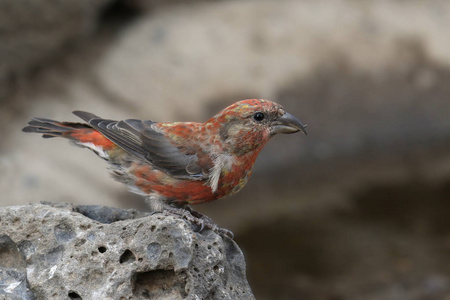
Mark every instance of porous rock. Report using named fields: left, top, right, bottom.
left=0, top=202, right=254, bottom=300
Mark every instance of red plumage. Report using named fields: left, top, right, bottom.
left=23, top=99, right=306, bottom=216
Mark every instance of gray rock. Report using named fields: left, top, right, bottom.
left=0, top=202, right=255, bottom=300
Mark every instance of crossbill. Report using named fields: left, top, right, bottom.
left=23, top=99, right=306, bottom=235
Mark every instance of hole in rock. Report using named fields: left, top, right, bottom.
left=120, top=249, right=136, bottom=264
left=133, top=269, right=187, bottom=299
left=98, top=246, right=107, bottom=253
left=68, top=291, right=82, bottom=299
left=99, top=0, right=142, bottom=29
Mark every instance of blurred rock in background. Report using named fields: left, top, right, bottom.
left=1, top=0, right=450, bottom=299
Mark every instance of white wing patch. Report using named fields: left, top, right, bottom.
left=208, top=154, right=234, bottom=193
left=77, top=142, right=109, bottom=159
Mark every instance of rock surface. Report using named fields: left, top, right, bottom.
left=0, top=202, right=254, bottom=300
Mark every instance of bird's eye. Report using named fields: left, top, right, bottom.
left=253, top=112, right=265, bottom=122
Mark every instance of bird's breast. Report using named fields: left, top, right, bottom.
left=126, top=151, right=258, bottom=205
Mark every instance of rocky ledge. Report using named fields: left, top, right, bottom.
left=0, top=202, right=254, bottom=300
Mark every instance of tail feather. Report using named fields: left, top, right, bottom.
left=72, top=110, right=101, bottom=123
left=22, top=117, right=91, bottom=139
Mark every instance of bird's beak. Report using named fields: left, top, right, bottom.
left=272, top=112, right=307, bottom=135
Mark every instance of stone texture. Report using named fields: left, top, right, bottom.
left=0, top=203, right=254, bottom=300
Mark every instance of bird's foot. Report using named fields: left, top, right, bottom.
left=160, top=208, right=234, bottom=239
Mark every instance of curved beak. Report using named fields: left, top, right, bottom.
left=272, top=112, right=307, bottom=135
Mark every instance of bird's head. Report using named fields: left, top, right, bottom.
left=207, top=99, right=307, bottom=155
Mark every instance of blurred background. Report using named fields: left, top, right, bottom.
left=1, top=0, right=450, bottom=299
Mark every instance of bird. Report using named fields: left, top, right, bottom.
left=23, top=99, right=307, bottom=236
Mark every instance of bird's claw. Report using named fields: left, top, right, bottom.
left=160, top=208, right=234, bottom=239
left=215, top=227, right=234, bottom=239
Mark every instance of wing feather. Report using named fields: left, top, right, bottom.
left=73, top=111, right=209, bottom=180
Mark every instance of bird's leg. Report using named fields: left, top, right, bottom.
left=160, top=206, right=234, bottom=239
left=183, top=206, right=214, bottom=224
left=185, top=206, right=235, bottom=239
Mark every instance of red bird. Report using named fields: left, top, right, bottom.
left=23, top=99, right=306, bottom=235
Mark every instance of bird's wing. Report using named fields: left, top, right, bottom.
left=73, top=111, right=210, bottom=180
